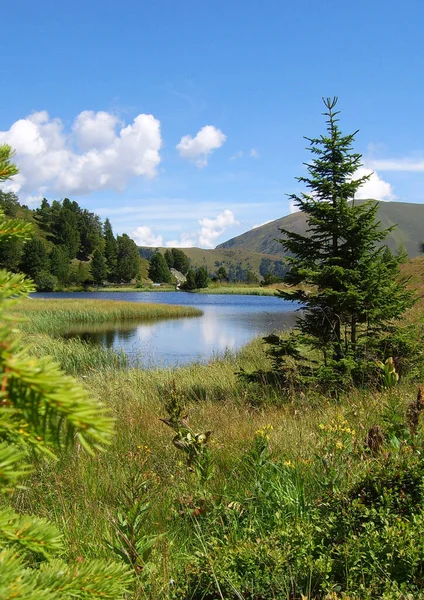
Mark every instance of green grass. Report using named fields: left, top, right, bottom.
left=15, top=298, right=202, bottom=335
left=9, top=261, right=424, bottom=599
left=14, top=328, right=424, bottom=598
left=197, top=284, right=278, bottom=295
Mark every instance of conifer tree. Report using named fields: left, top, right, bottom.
left=273, top=98, right=414, bottom=382
left=183, top=268, right=197, bottom=291
left=19, top=236, right=50, bottom=280
left=148, top=252, right=172, bottom=283
left=171, top=248, right=190, bottom=274
left=164, top=248, right=174, bottom=269
left=195, top=266, right=209, bottom=288
left=103, top=218, right=117, bottom=278
left=91, top=247, right=108, bottom=284
left=115, top=234, right=140, bottom=282
left=50, top=245, right=70, bottom=284
left=0, top=145, right=132, bottom=598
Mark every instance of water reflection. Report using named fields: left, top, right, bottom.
left=33, top=292, right=299, bottom=368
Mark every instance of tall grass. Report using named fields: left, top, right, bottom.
left=10, top=263, right=424, bottom=599
left=198, top=285, right=277, bottom=296
left=15, top=298, right=202, bottom=335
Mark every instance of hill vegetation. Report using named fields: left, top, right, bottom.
left=218, top=199, right=424, bottom=258
left=139, top=245, right=287, bottom=283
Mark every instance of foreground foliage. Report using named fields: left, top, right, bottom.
left=0, top=145, right=132, bottom=598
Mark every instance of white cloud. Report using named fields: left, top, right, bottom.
left=290, top=199, right=300, bottom=213
left=354, top=167, right=395, bottom=201
left=249, top=148, right=259, bottom=158
left=198, top=209, right=238, bottom=248
left=176, top=125, right=226, bottom=168
left=131, top=226, right=163, bottom=247
left=368, top=158, right=424, bottom=172
left=229, top=150, right=243, bottom=161
left=131, top=209, right=238, bottom=249
left=0, top=110, right=162, bottom=198
left=165, top=233, right=197, bottom=248
left=72, top=110, right=120, bottom=151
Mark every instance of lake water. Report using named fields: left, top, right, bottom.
left=31, top=291, right=298, bottom=368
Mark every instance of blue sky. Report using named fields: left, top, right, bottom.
left=1, top=0, right=423, bottom=248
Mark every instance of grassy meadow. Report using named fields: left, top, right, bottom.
left=8, top=258, right=424, bottom=599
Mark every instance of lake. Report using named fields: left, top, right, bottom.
left=31, top=291, right=298, bottom=368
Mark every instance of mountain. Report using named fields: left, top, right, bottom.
left=218, top=200, right=424, bottom=258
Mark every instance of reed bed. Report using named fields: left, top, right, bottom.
left=15, top=298, right=202, bottom=335
left=197, top=285, right=277, bottom=295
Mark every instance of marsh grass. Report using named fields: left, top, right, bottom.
left=15, top=298, right=202, bottom=335
left=14, top=322, right=421, bottom=598
left=9, top=265, right=424, bottom=599
left=198, top=285, right=277, bottom=296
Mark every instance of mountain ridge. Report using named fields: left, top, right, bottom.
left=217, top=200, right=424, bottom=258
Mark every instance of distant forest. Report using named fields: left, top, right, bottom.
left=0, top=191, right=141, bottom=290
left=0, top=191, right=287, bottom=290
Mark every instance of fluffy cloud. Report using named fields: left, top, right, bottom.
left=198, top=209, right=238, bottom=248
left=0, top=110, right=162, bottom=198
left=165, top=233, right=197, bottom=248
left=131, top=209, right=238, bottom=249
left=131, top=226, right=163, bottom=247
left=354, top=167, right=394, bottom=201
left=176, top=125, right=226, bottom=168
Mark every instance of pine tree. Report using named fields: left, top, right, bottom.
left=91, top=248, right=108, bottom=284
left=50, top=245, right=70, bottom=284
left=19, top=236, right=50, bottom=280
left=183, top=268, right=197, bottom=291
left=172, top=248, right=190, bottom=274
left=148, top=252, right=172, bottom=283
left=273, top=98, right=414, bottom=384
left=103, top=218, right=117, bottom=278
left=0, top=145, right=132, bottom=598
left=195, top=266, right=209, bottom=289
left=115, top=234, right=140, bottom=282
left=164, top=248, right=174, bottom=269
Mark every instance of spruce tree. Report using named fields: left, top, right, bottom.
left=103, top=218, right=117, bottom=278
left=273, top=97, right=414, bottom=384
left=19, top=236, right=50, bottom=280
left=164, top=248, right=174, bottom=269
left=183, top=268, right=197, bottom=291
left=50, top=245, right=70, bottom=285
left=0, top=144, right=132, bottom=598
left=148, top=252, right=172, bottom=283
left=115, top=234, right=140, bottom=282
left=195, top=266, right=209, bottom=289
left=91, top=247, right=108, bottom=284
left=171, top=248, right=190, bottom=274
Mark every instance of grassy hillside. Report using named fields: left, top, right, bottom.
left=218, top=200, right=424, bottom=257
left=139, top=246, right=286, bottom=279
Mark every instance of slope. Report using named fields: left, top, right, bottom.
left=218, top=200, right=424, bottom=258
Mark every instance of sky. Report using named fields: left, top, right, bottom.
left=1, top=0, right=423, bottom=248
